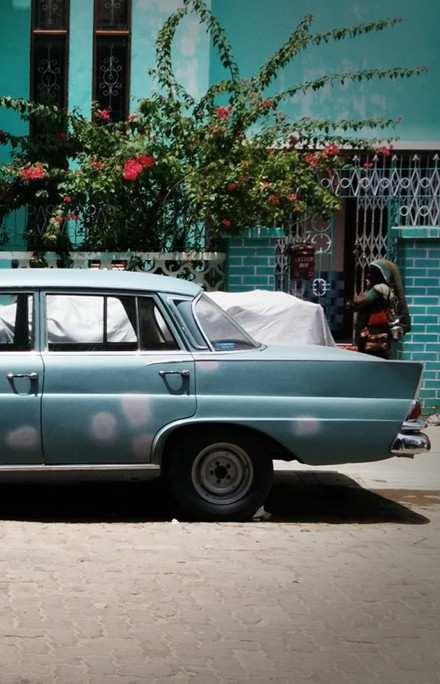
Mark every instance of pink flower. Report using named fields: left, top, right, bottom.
left=123, top=158, right=143, bottom=181
left=376, top=144, right=393, bottom=157
left=289, top=135, right=298, bottom=146
left=286, top=193, right=298, bottom=202
left=92, top=158, right=104, bottom=170
left=363, top=162, right=374, bottom=168
left=20, top=164, right=45, bottom=180
left=138, top=154, right=155, bottom=168
left=63, top=195, right=72, bottom=203
left=222, top=219, right=232, bottom=227
left=262, top=99, right=271, bottom=108
left=128, top=113, right=139, bottom=121
left=217, top=105, right=232, bottom=119
left=304, top=154, right=320, bottom=168
left=94, top=109, right=111, bottom=121
left=122, top=154, right=156, bottom=181
left=227, top=182, right=238, bottom=191
left=54, top=216, right=63, bottom=223
left=268, top=194, right=280, bottom=205
left=324, top=143, right=339, bottom=157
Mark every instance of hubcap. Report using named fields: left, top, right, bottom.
left=191, top=442, right=254, bottom=505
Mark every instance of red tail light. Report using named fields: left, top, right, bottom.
left=407, top=400, right=421, bottom=421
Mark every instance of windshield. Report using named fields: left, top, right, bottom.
left=194, top=294, right=260, bottom=351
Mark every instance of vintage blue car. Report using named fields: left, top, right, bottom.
left=0, top=269, right=430, bottom=520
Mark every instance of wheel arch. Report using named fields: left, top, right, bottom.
left=153, top=421, right=293, bottom=467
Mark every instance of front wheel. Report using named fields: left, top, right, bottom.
left=164, top=428, right=273, bottom=521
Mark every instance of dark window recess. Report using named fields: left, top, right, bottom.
left=95, top=36, right=128, bottom=121
left=32, top=35, right=66, bottom=108
left=96, top=0, right=129, bottom=30
left=33, top=0, right=67, bottom=30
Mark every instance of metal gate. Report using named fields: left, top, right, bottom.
left=275, top=153, right=440, bottom=335
left=275, top=212, right=334, bottom=315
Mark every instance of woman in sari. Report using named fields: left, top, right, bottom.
left=352, top=259, right=411, bottom=359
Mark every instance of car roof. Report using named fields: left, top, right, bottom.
left=0, top=268, right=202, bottom=297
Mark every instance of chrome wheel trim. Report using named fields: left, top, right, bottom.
left=191, top=442, right=254, bottom=505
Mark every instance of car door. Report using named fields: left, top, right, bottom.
left=41, top=291, right=196, bottom=465
left=0, top=291, right=44, bottom=465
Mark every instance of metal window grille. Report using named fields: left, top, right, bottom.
left=31, top=0, right=69, bottom=108
left=93, top=0, right=131, bottom=122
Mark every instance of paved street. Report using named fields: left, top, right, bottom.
left=0, top=427, right=439, bottom=684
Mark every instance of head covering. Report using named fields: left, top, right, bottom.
left=370, top=259, right=411, bottom=333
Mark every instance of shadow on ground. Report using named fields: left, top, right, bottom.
left=0, top=470, right=435, bottom=524
left=265, top=470, right=433, bottom=524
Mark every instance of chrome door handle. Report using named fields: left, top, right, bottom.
left=159, top=369, right=190, bottom=377
left=7, top=372, right=39, bottom=381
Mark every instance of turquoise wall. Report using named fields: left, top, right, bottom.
left=1, top=0, right=438, bottom=145
left=131, top=0, right=211, bottom=104
left=0, top=0, right=31, bottom=162
left=211, top=0, right=440, bottom=146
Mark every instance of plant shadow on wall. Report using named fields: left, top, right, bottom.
left=0, top=0, right=429, bottom=266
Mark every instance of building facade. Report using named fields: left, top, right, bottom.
left=0, top=0, right=439, bottom=409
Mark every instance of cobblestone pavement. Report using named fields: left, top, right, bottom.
left=0, top=471, right=439, bottom=684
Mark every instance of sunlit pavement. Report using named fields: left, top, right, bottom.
left=0, top=427, right=438, bottom=684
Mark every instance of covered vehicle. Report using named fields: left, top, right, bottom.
left=207, top=289, right=335, bottom=347
left=0, top=269, right=430, bottom=521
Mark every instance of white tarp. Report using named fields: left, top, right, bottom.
left=207, top=290, right=336, bottom=347
left=1, top=290, right=335, bottom=348
left=0, top=296, right=136, bottom=344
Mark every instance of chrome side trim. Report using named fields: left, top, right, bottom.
left=0, top=464, right=160, bottom=473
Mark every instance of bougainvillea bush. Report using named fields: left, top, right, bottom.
left=0, top=0, right=427, bottom=260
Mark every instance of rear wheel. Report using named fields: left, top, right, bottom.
left=164, top=428, right=273, bottom=521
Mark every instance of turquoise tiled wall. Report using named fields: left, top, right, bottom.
left=225, top=228, right=285, bottom=292
left=395, top=231, right=440, bottom=411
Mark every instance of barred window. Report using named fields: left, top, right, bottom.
left=93, top=0, right=131, bottom=122
left=31, top=0, right=69, bottom=108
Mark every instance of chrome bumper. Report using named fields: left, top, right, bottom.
left=390, top=420, right=431, bottom=457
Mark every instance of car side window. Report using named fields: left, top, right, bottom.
left=0, top=293, right=33, bottom=351
left=45, top=293, right=178, bottom=352
left=138, top=297, right=178, bottom=351
left=46, top=294, right=138, bottom=351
